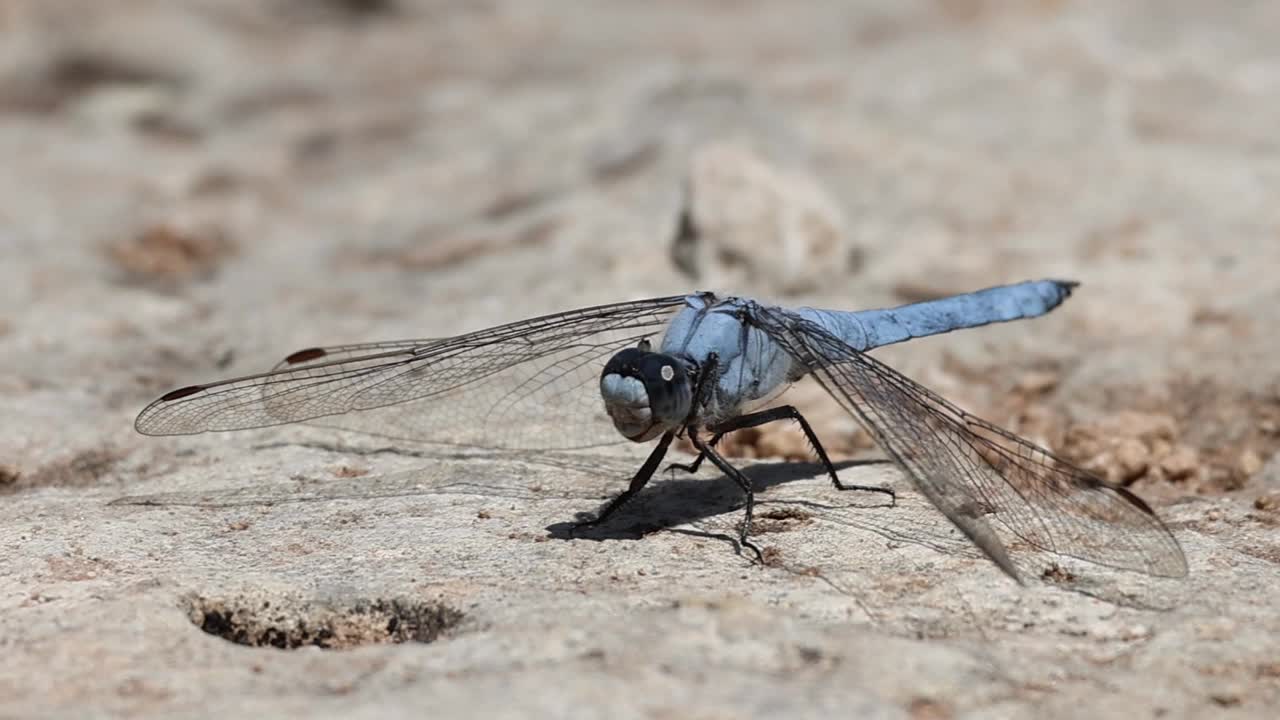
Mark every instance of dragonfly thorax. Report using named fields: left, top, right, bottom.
left=599, top=346, right=693, bottom=442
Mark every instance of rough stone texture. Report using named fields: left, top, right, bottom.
left=674, top=139, right=857, bottom=294
left=2, top=1, right=1279, bottom=718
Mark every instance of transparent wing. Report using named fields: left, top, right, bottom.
left=135, top=295, right=689, bottom=450
left=753, top=306, right=1188, bottom=581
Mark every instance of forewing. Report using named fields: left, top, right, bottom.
left=135, top=296, right=688, bottom=451
left=754, top=307, right=1188, bottom=581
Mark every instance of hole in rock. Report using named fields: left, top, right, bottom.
left=187, top=593, right=464, bottom=650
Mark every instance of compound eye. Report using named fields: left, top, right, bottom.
left=660, top=365, right=674, bottom=382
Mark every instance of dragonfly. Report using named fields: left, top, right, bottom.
left=135, top=279, right=1188, bottom=582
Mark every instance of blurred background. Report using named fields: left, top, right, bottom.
left=2, top=0, right=1278, bottom=503
left=4, top=3, right=1280, bottom=716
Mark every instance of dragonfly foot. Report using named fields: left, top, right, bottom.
left=664, top=460, right=700, bottom=475
left=833, top=480, right=896, bottom=506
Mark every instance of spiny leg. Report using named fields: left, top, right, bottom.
left=666, top=350, right=725, bottom=476
left=664, top=433, right=720, bottom=475
left=666, top=407, right=799, bottom=475
left=778, top=405, right=896, bottom=503
left=690, top=428, right=764, bottom=563
left=570, top=431, right=674, bottom=533
left=670, top=405, right=895, bottom=505
left=668, top=406, right=812, bottom=475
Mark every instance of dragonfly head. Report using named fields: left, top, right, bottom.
left=599, top=346, right=693, bottom=442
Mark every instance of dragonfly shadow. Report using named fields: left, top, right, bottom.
left=546, top=458, right=899, bottom=547
left=547, top=455, right=1180, bottom=609
left=113, top=440, right=1181, bottom=606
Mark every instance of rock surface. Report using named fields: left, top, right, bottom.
left=674, top=139, right=857, bottom=294
left=2, top=1, right=1278, bottom=718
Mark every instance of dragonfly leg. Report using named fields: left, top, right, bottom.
left=664, top=432, right=722, bottom=475
left=570, top=431, right=674, bottom=533
left=670, top=405, right=896, bottom=505
left=769, top=405, right=896, bottom=504
left=690, top=428, right=764, bottom=563
left=668, top=408, right=788, bottom=475
left=664, top=351, right=723, bottom=475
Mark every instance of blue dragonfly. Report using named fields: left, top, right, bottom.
left=136, top=279, right=1187, bottom=582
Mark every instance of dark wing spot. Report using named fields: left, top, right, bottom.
left=284, top=347, right=327, bottom=364
left=1114, top=485, right=1157, bottom=516
left=159, top=385, right=205, bottom=401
